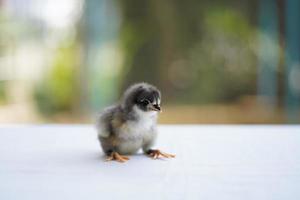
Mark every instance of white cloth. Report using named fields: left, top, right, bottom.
left=0, top=125, right=300, bottom=200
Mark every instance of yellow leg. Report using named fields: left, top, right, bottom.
left=148, top=149, right=175, bottom=159
left=106, top=152, right=130, bottom=163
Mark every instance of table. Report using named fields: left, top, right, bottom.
left=0, top=125, right=300, bottom=200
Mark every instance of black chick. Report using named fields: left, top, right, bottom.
left=96, top=82, right=175, bottom=162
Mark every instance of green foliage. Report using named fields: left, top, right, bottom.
left=186, top=7, right=257, bottom=103
left=34, top=43, right=78, bottom=115
left=204, top=7, right=253, bottom=38
left=118, top=1, right=258, bottom=104
left=118, top=0, right=161, bottom=88
left=0, top=82, right=7, bottom=104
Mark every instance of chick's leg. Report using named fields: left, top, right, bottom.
left=146, top=149, right=175, bottom=159
left=106, top=151, right=130, bottom=163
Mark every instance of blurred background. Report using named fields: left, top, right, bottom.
left=0, top=0, right=299, bottom=124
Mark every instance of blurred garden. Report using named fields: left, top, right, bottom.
left=0, top=0, right=299, bottom=124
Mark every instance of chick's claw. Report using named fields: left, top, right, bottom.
left=148, top=149, right=175, bottom=159
left=106, top=152, right=130, bottom=163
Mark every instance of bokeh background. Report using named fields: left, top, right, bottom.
left=0, top=0, right=299, bottom=124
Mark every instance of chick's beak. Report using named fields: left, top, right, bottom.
left=150, top=104, right=162, bottom=112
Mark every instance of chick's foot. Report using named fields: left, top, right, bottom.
left=147, top=149, right=175, bottom=159
left=106, top=152, right=130, bottom=163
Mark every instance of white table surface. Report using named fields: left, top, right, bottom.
left=0, top=125, right=300, bottom=200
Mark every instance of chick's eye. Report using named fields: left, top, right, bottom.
left=140, top=99, right=149, bottom=105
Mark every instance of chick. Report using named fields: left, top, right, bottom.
left=96, top=82, right=175, bottom=162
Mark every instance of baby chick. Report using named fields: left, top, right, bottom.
left=96, top=82, right=175, bottom=162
